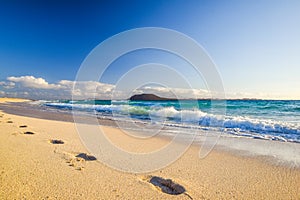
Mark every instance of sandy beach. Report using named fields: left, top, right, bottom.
left=0, top=98, right=300, bottom=199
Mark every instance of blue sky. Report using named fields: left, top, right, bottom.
left=0, top=0, right=299, bottom=99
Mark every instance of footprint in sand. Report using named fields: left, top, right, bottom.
left=140, top=175, right=192, bottom=199
left=75, top=153, right=97, bottom=161
left=67, top=157, right=86, bottom=170
left=56, top=151, right=97, bottom=171
left=49, top=139, right=64, bottom=144
left=23, top=131, right=35, bottom=135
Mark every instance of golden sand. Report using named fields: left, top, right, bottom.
left=0, top=97, right=31, bottom=103
left=0, top=98, right=299, bottom=199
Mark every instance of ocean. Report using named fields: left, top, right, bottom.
left=42, top=99, right=300, bottom=143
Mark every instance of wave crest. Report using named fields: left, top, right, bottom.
left=44, top=102, right=300, bottom=142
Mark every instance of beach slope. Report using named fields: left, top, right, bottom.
left=0, top=98, right=299, bottom=199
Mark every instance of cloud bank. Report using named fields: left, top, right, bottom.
left=0, top=75, right=213, bottom=100
left=1, top=75, right=293, bottom=100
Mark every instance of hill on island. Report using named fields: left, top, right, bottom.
left=129, top=94, right=176, bottom=101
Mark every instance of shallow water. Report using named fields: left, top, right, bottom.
left=41, top=99, right=300, bottom=143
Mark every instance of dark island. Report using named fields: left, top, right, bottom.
left=129, top=94, right=177, bottom=101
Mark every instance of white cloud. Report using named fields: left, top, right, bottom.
left=7, top=76, right=61, bottom=89
left=0, top=81, right=15, bottom=89
left=2, top=76, right=116, bottom=100
left=65, top=80, right=115, bottom=99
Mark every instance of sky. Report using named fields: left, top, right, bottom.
left=0, top=0, right=299, bottom=99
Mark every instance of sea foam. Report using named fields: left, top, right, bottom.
left=43, top=101, right=300, bottom=142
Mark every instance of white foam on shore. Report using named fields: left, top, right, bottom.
left=196, top=132, right=300, bottom=167
left=43, top=102, right=300, bottom=142
left=20, top=100, right=300, bottom=166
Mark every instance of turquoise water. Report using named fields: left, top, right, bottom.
left=43, top=99, right=300, bottom=143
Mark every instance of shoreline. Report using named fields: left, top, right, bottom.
left=1, top=100, right=300, bottom=168
left=1, top=98, right=300, bottom=199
